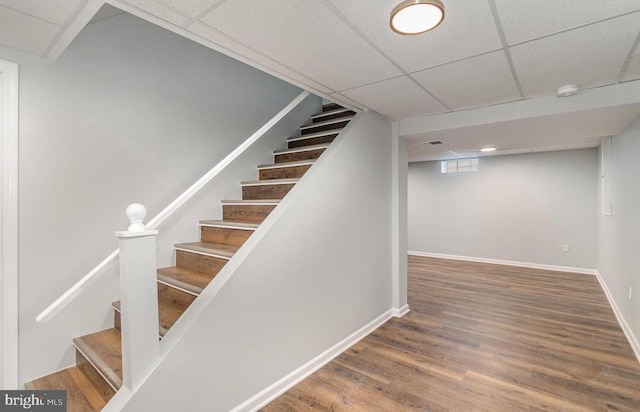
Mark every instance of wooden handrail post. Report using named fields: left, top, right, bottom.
left=115, top=203, right=160, bottom=390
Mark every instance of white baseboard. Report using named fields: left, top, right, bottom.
left=231, top=308, right=395, bottom=412
left=392, top=304, right=410, bottom=318
left=594, top=271, right=640, bottom=364
left=408, top=251, right=597, bottom=276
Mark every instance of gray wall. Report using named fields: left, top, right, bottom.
left=5, top=13, right=301, bottom=384
left=408, top=149, right=598, bottom=269
left=597, top=116, right=640, bottom=352
left=121, top=111, right=394, bottom=411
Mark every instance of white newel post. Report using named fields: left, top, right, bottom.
left=115, top=203, right=160, bottom=391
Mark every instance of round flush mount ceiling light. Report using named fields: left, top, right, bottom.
left=390, top=0, right=445, bottom=35
left=556, top=84, right=580, bottom=97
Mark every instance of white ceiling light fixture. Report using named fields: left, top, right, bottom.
left=390, top=0, right=445, bottom=35
left=556, top=85, right=580, bottom=97
left=480, top=147, right=496, bottom=152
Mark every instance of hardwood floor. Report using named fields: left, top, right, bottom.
left=262, top=256, right=640, bottom=411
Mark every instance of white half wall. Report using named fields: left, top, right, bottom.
left=3, top=12, right=302, bottom=384
left=597, top=116, right=640, bottom=360
left=119, top=111, right=394, bottom=411
left=408, top=149, right=598, bottom=270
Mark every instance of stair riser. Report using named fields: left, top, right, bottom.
left=176, top=250, right=228, bottom=275
left=222, top=205, right=276, bottom=223
left=275, top=148, right=326, bottom=163
left=157, top=282, right=196, bottom=311
left=323, top=103, right=342, bottom=112
left=242, top=184, right=295, bottom=200
left=76, top=350, right=116, bottom=403
left=289, top=134, right=337, bottom=149
left=302, top=120, right=349, bottom=135
left=259, top=164, right=311, bottom=180
left=201, top=226, right=253, bottom=247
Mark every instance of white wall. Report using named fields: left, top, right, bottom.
left=2, top=13, right=302, bottom=384
left=391, top=122, right=408, bottom=309
left=408, top=149, right=598, bottom=269
left=119, top=111, right=394, bottom=411
left=597, top=116, right=640, bottom=358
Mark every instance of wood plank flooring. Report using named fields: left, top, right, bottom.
left=262, top=256, right=640, bottom=411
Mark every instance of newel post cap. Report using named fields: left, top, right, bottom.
left=126, top=203, right=147, bottom=232
left=116, top=203, right=158, bottom=238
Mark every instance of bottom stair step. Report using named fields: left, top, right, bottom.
left=72, top=328, right=123, bottom=392
left=25, top=366, right=107, bottom=412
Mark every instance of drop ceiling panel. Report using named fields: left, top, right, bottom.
left=342, top=76, right=448, bottom=119
left=411, top=51, right=520, bottom=111
left=160, top=0, right=222, bottom=18
left=186, top=21, right=333, bottom=94
left=494, top=0, right=640, bottom=45
left=121, top=0, right=191, bottom=26
left=510, top=13, right=640, bottom=98
left=201, top=0, right=401, bottom=91
left=0, top=0, right=83, bottom=26
left=326, top=0, right=502, bottom=74
left=0, top=5, right=59, bottom=55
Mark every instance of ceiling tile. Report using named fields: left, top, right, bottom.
left=341, top=76, right=448, bottom=119
left=412, top=51, right=521, bottom=111
left=326, top=0, right=503, bottom=73
left=494, top=0, right=640, bottom=45
left=186, top=22, right=333, bottom=94
left=510, top=13, right=640, bottom=98
left=0, top=5, right=59, bottom=55
left=0, top=0, right=83, bottom=26
left=121, top=0, right=190, bottom=26
left=159, top=0, right=222, bottom=18
left=200, top=0, right=401, bottom=91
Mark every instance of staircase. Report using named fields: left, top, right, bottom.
left=25, top=103, right=355, bottom=411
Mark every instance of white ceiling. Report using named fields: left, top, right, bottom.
left=1, top=0, right=640, bottom=161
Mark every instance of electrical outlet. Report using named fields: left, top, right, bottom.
left=629, top=286, right=633, bottom=302
left=562, top=244, right=569, bottom=252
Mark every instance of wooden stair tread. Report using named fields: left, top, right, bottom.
left=221, top=199, right=281, bottom=204
left=25, top=366, right=106, bottom=411
left=257, top=159, right=315, bottom=169
left=273, top=143, right=330, bottom=155
left=311, top=107, right=351, bottom=119
left=112, top=300, right=183, bottom=337
left=72, top=328, right=122, bottom=391
left=157, top=266, right=212, bottom=294
left=199, top=220, right=259, bottom=230
left=287, top=129, right=343, bottom=142
left=300, top=115, right=354, bottom=130
left=322, top=102, right=343, bottom=112
left=240, top=178, right=299, bottom=186
left=174, top=241, right=239, bottom=258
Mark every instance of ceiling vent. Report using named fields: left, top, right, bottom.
left=415, top=140, right=444, bottom=147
